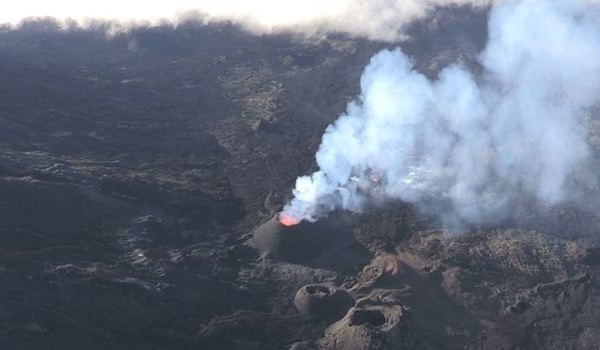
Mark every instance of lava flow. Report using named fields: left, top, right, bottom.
left=278, top=213, right=301, bottom=227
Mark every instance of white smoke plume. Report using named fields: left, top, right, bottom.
left=1, top=0, right=489, bottom=41
left=282, top=0, right=600, bottom=226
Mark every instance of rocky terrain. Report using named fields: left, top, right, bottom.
left=1, top=7, right=600, bottom=350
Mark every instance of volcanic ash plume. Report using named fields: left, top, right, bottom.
left=282, top=0, right=600, bottom=226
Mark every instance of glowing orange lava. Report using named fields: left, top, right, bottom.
left=278, top=214, right=300, bottom=227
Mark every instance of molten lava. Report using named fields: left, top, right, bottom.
left=383, top=257, right=399, bottom=276
left=278, top=214, right=300, bottom=227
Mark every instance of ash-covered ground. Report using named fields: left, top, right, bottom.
left=2, top=7, right=600, bottom=350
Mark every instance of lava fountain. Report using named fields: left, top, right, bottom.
left=278, top=213, right=302, bottom=227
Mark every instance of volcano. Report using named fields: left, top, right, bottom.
left=253, top=213, right=346, bottom=262
left=2, top=6, right=600, bottom=350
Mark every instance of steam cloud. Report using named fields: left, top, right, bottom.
left=2, top=0, right=489, bottom=41
left=282, top=0, right=600, bottom=226
left=6, top=1, right=600, bottom=226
